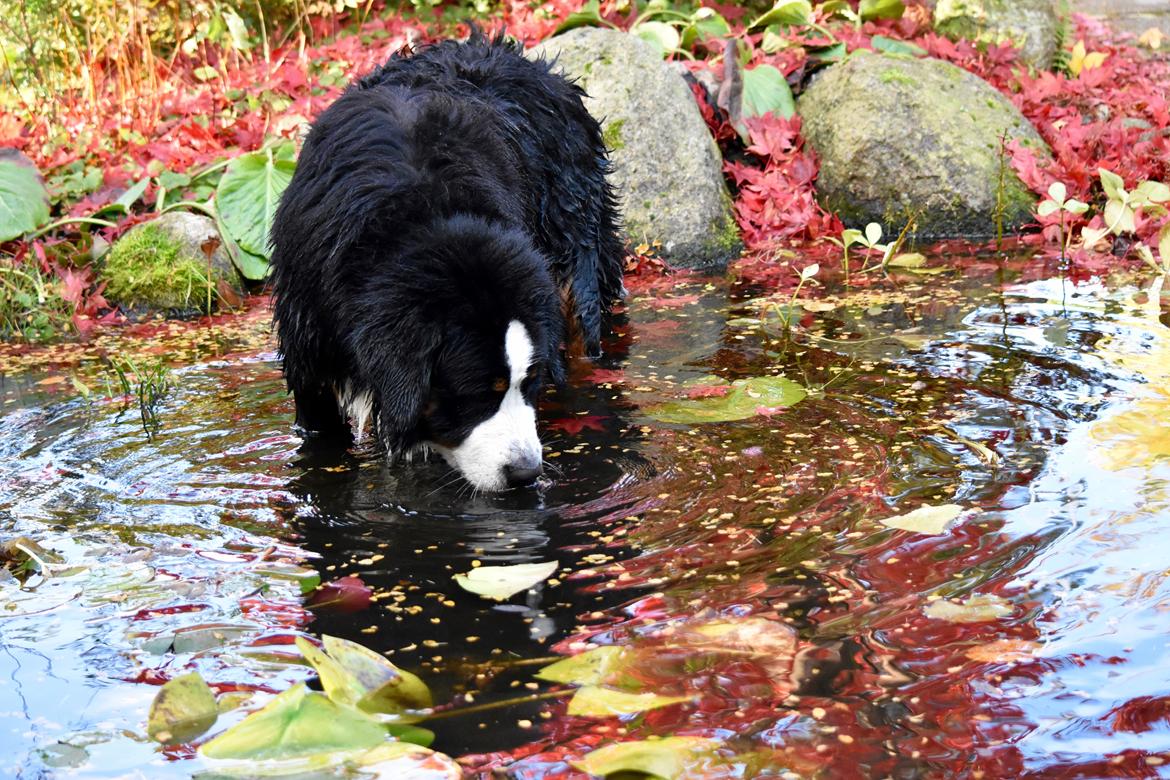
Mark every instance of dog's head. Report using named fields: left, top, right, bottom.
left=348, top=215, right=565, bottom=492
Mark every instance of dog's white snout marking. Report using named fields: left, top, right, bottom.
left=444, top=320, right=541, bottom=491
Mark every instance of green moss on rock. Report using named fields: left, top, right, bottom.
left=796, top=51, right=1050, bottom=240
left=103, top=222, right=216, bottom=313
left=602, top=118, right=627, bottom=151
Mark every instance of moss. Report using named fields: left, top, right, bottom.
left=602, top=118, right=627, bottom=151
left=879, top=68, right=916, bottom=87
left=103, top=222, right=216, bottom=313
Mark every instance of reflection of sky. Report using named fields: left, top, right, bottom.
left=992, top=278, right=1170, bottom=766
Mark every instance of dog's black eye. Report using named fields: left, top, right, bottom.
left=492, top=378, right=508, bottom=393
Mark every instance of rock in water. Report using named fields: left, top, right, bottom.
left=934, top=0, right=1060, bottom=70
left=530, top=28, right=740, bottom=269
left=103, top=212, right=244, bottom=315
left=797, top=52, right=1049, bottom=239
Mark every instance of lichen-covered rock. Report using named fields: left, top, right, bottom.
left=797, top=52, right=1049, bottom=239
left=934, top=0, right=1060, bottom=69
left=530, top=28, right=740, bottom=269
left=103, top=212, right=243, bottom=314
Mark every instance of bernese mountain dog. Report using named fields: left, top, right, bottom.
left=269, top=28, right=624, bottom=492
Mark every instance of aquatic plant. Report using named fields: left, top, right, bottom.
left=106, top=356, right=171, bottom=439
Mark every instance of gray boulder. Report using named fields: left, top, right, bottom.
left=797, top=51, right=1049, bottom=239
left=530, top=28, right=740, bottom=269
left=934, top=0, right=1060, bottom=70
left=103, top=212, right=244, bottom=314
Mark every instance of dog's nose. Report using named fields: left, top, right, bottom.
left=504, top=462, right=542, bottom=488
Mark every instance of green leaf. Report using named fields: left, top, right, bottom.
left=554, top=0, right=604, bottom=34
left=886, top=252, right=926, bottom=268
left=0, top=149, right=50, bottom=242
left=864, top=222, right=883, bottom=246
left=147, top=672, right=219, bottom=744
left=1159, top=222, right=1170, bottom=265
left=385, top=723, right=435, bottom=747
left=298, top=634, right=432, bottom=717
left=1036, top=200, right=1061, bottom=218
left=633, top=20, right=680, bottom=58
left=1047, top=181, right=1068, bottom=204
left=113, top=178, right=150, bottom=213
left=739, top=64, right=796, bottom=130
left=1135, top=180, right=1170, bottom=204
left=871, top=35, right=926, bottom=57
left=679, top=8, right=730, bottom=50
left=1105, top=200, right=1135, bottom=235
left=748, top=0, right=812, bottom=30
left=1065, top=199, right=1089, bottom=215
left=879, top=504, right=963, bottom=534
left=648, top=375, right=806, bottom=424
left=571, top=737, right=721, bottom=779
left=536, top=646, right=628, bottom=686
left=840, top=228, right=863, bottom=247
left=453, top=560, right=558, bottom=601
left=222, top=9, right=253, bottom=51
left=806, top=41, right=847, bottom=65
left=215, top=146, right=295, bottom=262
left=1099, top=167, right=1126, bottom=202
left=199, top=684, right=386, bottom=761
left=567, top=686, right=691, bottom=717
left=193, top=65, right=219, bottom=82
left=859, top=0, right=905, bottom=21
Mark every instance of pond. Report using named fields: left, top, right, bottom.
left=2, top=245, right=1169, bottom=778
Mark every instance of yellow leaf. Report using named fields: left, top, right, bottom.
left=879, top=504, right=963, bottom=535
left=925, top=594, right=1013, bottom=623
left=1139, top=27, right=1165, bottom=50
left=567, top=686, right=691, bottom=717
left=1068, top=40, right=1106, bottom=76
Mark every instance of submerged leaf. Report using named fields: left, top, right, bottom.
left=147, top=672, right=218, bottom=744
left=879, top=504, right=963, bottom=535
left=925, top=594, right=1014, bottom=624
left=568, top=686, right=691, bottom=717
left=572, top=737, right=721, bottom=779
left=648, top=376, right=806, bottom=424
left=453, top=561, right=558, bottom=601
left=536, top=646, right=629, bottom=686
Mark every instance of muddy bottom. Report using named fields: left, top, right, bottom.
left=2, top=246, right=1170, bottom=778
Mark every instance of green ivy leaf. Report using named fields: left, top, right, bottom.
left=215, top=145, right=296, bottom=263
left=0, top=149, right=50, bottom=242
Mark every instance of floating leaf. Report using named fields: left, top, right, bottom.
left=536, top=646, right=628, bottom=686
left=647, top=375, right=806, bottom=424
left=859, top=0, right=904, bottom=21
left=567, top=686, right=691, bottom=717
left=199, top=684, right=386, bottom=762
left=453, top=561, right=558, bottom=601
left=879, top=504, right=963, bottom=535
left=965, top=639, right=1041, bottom=664
left=925, top=594, right=1014, bottom=623
left=0, top=149, right=50, bottom=242
left=886, top=252, right=927, bottom=269
left=572, top=737, right=721, bottom=779
left=296, top=634, right=432, bottom=719
left=215, top=145, right=295, bottom=264
left=147, top=672, right=218, bottom=744
left=747, top=0, right=812, bottom=30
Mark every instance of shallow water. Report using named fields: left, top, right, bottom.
left=2, top=249, right=1170, bottom=778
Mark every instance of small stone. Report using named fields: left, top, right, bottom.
left=934, top=0, right=1061, bottom=70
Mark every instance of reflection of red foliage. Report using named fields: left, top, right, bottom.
left=547, top=415, right=610, bottom=435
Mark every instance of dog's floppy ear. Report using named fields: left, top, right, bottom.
left=348, top=307, right=441, bottom=458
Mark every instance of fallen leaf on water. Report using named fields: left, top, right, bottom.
left=648, top=376, right=806, bottom=424
left=567, top=685, right=691, bottom=717
left=879, top=504, right=964, bottom=535
left=536, top=645, right=629, bottom=686
left=571, top=736, right=721, bottom=779
left=925, top=594, right=1014, bottom=624
left=296, top=634, right=431, bottom=721
left=304, top=575, right=372, bottom=614
left=147, top=672, right=218, bottom=744
left=453, top=561, right=558, bottom=601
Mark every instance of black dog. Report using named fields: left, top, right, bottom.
left=269, top=29, right=624, bottom=492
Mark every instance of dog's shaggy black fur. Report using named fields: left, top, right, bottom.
left=269, top=29, right=624, bottom=470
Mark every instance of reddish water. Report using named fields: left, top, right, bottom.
left=1, top=247, right=1169, bottom=778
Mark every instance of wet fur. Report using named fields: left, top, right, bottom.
left=269, top=30, right=624, bottom=462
